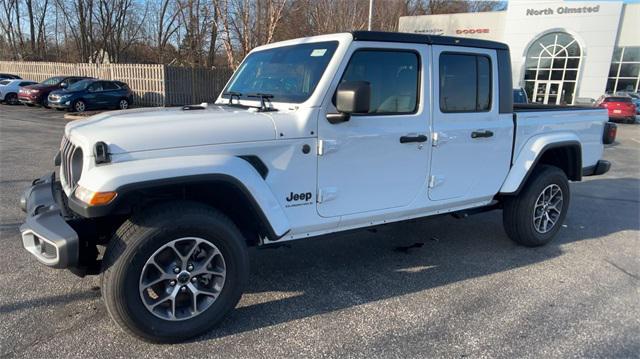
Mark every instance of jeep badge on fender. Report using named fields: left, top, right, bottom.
left=286, top=192, right=313, bottom=202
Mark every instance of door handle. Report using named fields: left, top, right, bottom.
left=471, top=130, right=494, bottom=139
left=400, top=134, right=428, bottom=143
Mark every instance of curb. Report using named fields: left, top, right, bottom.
left=63, top=111, right=104, bottom=121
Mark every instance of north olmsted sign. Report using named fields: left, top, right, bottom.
left=526, top=5, right=600, bottom=16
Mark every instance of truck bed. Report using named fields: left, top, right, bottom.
left=512, top=106, right=607, bottom=172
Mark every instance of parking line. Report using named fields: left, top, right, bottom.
left=631, top=138, right=640, bottom=144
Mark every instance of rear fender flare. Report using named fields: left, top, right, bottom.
left=500, top=132, right=581, bottom=194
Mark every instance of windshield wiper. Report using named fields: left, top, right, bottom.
left=222, top=91, right=242, bottom=104
left=247, top=93, right=277, bottom=112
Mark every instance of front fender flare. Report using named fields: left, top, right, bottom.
left=71, top=154, right=291, bottom=239
left=500, top=132, right=581, bottom=194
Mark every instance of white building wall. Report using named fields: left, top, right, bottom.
left=617, top=3, right=640, bottom=47
left=398, top=0, right=633, bottom=102
left=398, top=11, right=505, bottom=41
left=504, top=0, right=623, bottom=101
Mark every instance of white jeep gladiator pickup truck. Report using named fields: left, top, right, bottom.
left=19, top=31, right=616, bottom=342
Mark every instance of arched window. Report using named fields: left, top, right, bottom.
left=523, top=32, right=581, bottom=105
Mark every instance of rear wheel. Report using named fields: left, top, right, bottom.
left=503, top=165, right=570, bottom=247
left=101, top=202, right=249, bottom=343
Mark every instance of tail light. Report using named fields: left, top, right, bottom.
left=603, top=122, right=617, bottom=144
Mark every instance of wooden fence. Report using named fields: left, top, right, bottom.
left=0, top=61, right=233, bottom=107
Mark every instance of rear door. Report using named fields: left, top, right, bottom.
left=317, top=43, right=430, bottom=217
left=428, top=46, right=512, bottom=203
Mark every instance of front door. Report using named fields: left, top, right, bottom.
left=317, top=44, right=430, bottom=218
left=533, top=81, right=563, bottom=105
left=428, top=46, right=513, bottom=203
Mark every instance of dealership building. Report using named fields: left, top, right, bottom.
left=399, top=0, right=639, bottom=105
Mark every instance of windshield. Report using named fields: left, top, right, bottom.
left=42, top=76, right=64, bottom=85
left=221, top=41, right=339, bottom=104
left=68, top=79, right=93, bottom=91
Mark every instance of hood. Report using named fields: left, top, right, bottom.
left=66, top=105, right=278, bottom=154
left=25, top=83, right=56, bottom=90
left=50, top=88, right=80, bottom=96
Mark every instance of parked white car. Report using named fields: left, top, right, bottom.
left=0, top=78, right=38, bottom=104
left=19, top=31, right=616, bottom=343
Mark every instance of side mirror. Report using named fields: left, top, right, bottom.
left=60, top=82, right=68, bottom=88
left=327, top=81, right=371, bottom=124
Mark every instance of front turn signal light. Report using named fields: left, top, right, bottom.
left=74, top=186, right=117, bottom=206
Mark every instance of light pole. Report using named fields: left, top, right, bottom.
left=368, top=0, right=373, bottom=31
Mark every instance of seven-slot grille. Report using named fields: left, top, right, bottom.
left=60, top=136, right=78, bottom=189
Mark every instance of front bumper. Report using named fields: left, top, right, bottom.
left=18, top=95, right=39, bottom=105
left=48, top=101, right=71, bottom=109
left=19, top=173, right=79, bottom=269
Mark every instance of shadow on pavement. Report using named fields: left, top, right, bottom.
left=191, top=177, right=639, bottom=342
left=0, top=290, right=100, bottom=314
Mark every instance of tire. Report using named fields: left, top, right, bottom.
left=73, top=99, right=86, bottom=113
left=4, top=93, right=17, bottom=105
left=502, top=165, right=570, bottom=247
left=118, top=98, right=130, bottom=110
left=101, top=201, right=249, bottom=343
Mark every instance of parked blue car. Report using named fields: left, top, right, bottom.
left=47, top=79, right=133, bottom=112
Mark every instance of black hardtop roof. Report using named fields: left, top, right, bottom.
left=351, top=31, right=509, bottom=51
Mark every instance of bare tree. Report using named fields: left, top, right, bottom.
left=0, top=0, right=507, bottom=64
left=152, top=0, right=183, bottom=63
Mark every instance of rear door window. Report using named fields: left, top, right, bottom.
left=102, top=81, right=120, bottom=91
left=439, top=53, right=492, bottom=112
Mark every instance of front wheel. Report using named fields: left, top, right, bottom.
left=503, top=165, right=570, bottom=247
left=118, top=98, right=130, bottom=110
left=4, top=93, right=18, bottom=105
left=72, top=99, right=86, bottom=112
left=101, top=202, right=249, bottom=343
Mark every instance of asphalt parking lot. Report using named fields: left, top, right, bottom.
left=0, top=105, right=638, bottom=358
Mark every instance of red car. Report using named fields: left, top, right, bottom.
left=18, top=76, right=91, bottom=107
left=596, top=95, right=637, bottom=123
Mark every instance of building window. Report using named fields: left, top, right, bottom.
left=606, top=47, right=640, bottom=94
left=523, top=32, right=581, bottom=105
